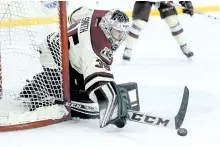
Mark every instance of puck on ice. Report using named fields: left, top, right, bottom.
left=177, top=128, right=187, bottom=136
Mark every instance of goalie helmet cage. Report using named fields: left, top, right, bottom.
left=0, top=1, right=71, bottom=131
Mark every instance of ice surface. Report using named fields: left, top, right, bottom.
left=1, top=12, right=220, bottom=147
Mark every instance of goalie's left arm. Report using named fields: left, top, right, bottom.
left=19, top=32, right=62, bottom=110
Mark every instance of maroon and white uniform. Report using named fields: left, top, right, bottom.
left=67, top=8, right=114, bottom=103
left=21, top=7, right=130, bottom=128
left=67, top=7, right=130, bottom=128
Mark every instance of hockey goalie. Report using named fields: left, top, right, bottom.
left=19, top=7, right=140, bottom=128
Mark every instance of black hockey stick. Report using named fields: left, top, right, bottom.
left=127, top=86, right=189, bottom=129
left=55, top=86, right=189, bottom=130
left=165, top=2, right=220, bottom=21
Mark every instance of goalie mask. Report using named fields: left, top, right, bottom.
left=99, top=9, right=130, bottom=51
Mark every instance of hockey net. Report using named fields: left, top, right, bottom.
left=0, top=1, right=70, bottom=131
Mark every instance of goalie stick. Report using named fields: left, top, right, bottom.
left=55, top=86, right=189, bottom=130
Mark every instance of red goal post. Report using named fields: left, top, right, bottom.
left=0, top=1, right=71, bottom=131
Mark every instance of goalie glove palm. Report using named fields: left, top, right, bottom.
left=94, top=81, right=129, bottom=128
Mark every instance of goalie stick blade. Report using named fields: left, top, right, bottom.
left=174, top=86, right=189, bottom=129
left=127, top=86, right=189, bottom=130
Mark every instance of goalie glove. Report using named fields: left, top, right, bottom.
left=94, top=81, right=131, bottom=128
left=179, top=1, right=194, bottom=16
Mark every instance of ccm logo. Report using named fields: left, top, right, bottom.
left=130, top=112, right=170, bottom=127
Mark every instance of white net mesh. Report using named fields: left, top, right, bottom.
left=0, top=1, right=69, bottom=128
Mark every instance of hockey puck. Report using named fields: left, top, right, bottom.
left=177, top=128, right=188, bottom=136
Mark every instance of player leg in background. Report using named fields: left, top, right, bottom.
left=158, top=2, right=194, bottom=59
left=122, top=1, right=152, bottom=62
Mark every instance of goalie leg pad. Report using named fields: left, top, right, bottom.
left=19, top=67, right=61, bottom=111
left=94, top=81, right=128, bottom=128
